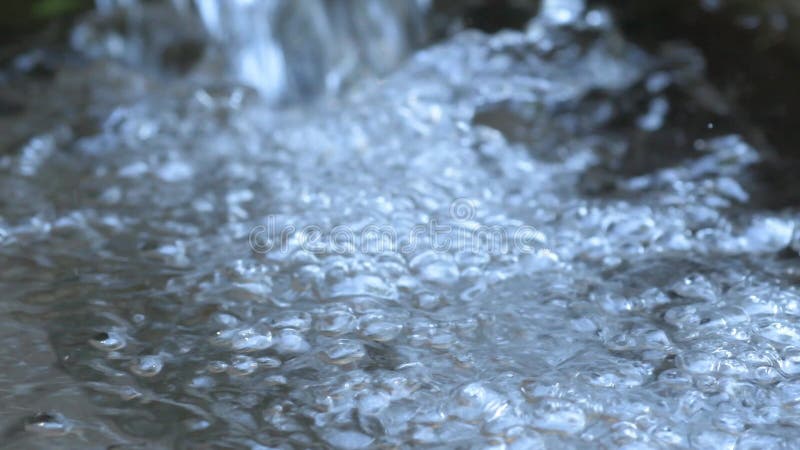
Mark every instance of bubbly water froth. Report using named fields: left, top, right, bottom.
left=2, top=2, right=800, bottom=449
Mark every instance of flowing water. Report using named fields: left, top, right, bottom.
left=72, top=0, right=428, bottom=101
left=2, top=0, right=800, bottom=448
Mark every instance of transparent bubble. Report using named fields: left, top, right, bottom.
left=130, top=355, right=164, bottom=377
left=321, top=340, right=366, bottom=365
left=228, top=355, right=258, bottom=376
left=24, top=412, right=71, bottom=437
left=89, top=330, right=127, bottom=351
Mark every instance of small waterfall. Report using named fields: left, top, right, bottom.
left=71, top=0, right=428, bottom=102
left=193, top=0, right=427, bottom=101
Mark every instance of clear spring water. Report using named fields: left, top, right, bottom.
left=2, top=0, right=800, bottom=448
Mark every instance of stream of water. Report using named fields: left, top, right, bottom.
left=1, top=0, right=800, bottom=448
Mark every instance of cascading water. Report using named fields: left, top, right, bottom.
left=2, top=0, right=800, bottom=448
left=193, top=0, right=427, bottom=100
left=72, top=0, right=428, bottom=101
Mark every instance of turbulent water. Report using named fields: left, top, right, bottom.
left=2, top=0, right=800, bottom=449
left=72, top=0, right=427, bottom=101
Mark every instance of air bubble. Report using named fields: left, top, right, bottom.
left=409, top=251, right=461, bottom=285
left=211, top=327, right=273, bottom=352
left=89, top=330, right=126, bottom=351
left=272, top=328, right=311, bottom=354
left=321, top=340, right=366, bottom=365
left=359, top=315, right=403, bottom=342
left=321, top=428, right=375, bottom=449
left=24, top=412, right=70, bottom=436
left=228, top=355, right=258, bottom=376
left=528, top=398, right=586, bottom=434
left=130, top=355, right=164, bottom=377
left=317, top=307, right=357, bottom=336
left=328, top=275, right=398, bottom=300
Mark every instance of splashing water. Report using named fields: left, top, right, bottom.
left=195, top=0, right=427, bottom=100
left=72, top=0, right=427, bottom=101
left=2, top=0, right=800, bottom=448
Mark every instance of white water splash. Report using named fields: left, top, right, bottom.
left=73, top=0, right=427, bottom=101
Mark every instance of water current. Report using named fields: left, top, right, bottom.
left=1, top=0, right=800, bottom=448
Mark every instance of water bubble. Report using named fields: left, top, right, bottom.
left=359, top=315, right=403, bottom=342
left=229, top=282, right=271, bottom=301
left=328, top=275, right=398, bottom=300
left=409, top=251, right=460, bottom=285
left=779, top=347, right=800, bottom=375
left=451, top=382, right=509, bottom=422
left=737, top=432, right=786, bottom=450
left=207, top=361, right=228, bottom=373
left=756, top=320, right=800, bottom=346
left=527, top=397, right=586, bottom=434
left=504, top=426, right=545, bottom=450
left=670, top=274, right=718, bottom=302
left=321, top=428, right=375, bottom=449
left=677, top=351, right=721, bottom=375
left=228, top=355, right=258, bottom=376
left=271, top=312, right=312, bottom=331
left=130, top=355, right=164, bottom=377
left=256, top=356, right=282, bottom=369
left=317, top=306, right=357, bottom=336
left=609, top=421, right=646, bottom=446
left=356, top=390, right=392, bottom=415
left=24, top=412, right=71, bottom=436
left=584, top=360, right=650, bottom=388
left=89, top=330, right=126, bottom=351
left=211, top=327, right=273, bottom=352
left=455, top=249, right=490, bottom=268
left=691, top=430, right=737, bottom=449
left=272, top=328, right=311, bottom=355
left=321, top=340, right=366, bottom=365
